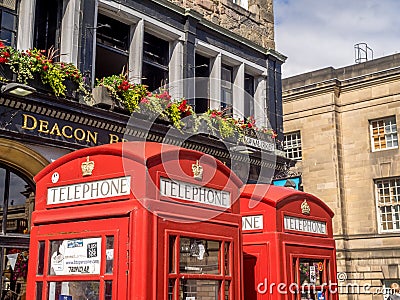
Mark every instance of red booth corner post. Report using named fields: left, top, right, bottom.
left=27, top=141, right=244, bottom=300
left=240, top=184, right=338, bottom=300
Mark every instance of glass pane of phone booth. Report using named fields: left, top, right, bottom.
left=292, top=257, right=330, bottom=300
left=168, top=236, right=232, bottom=300
left=47, top=281, right=100, bottom=299
left=30, top=218, right=128, bottom=300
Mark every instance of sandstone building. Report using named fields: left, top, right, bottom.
left=283, top=54, right=400, bottom=299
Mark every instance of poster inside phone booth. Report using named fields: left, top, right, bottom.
left=27, top=142, right=243, bottom=300
left=240, top=184, right=338, bottom=300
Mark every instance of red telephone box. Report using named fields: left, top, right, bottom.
left=26, top=141, right=243, bottom=300
left=240, top=184, right=338, bottom=300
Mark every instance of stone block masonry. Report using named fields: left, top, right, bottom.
left=168, top=0, right=275, bottom=49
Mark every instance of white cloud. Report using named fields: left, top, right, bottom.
left=274, top=0, right=400, bottom=78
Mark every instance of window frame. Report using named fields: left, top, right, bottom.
left=96, top=0, right=185, bottom=96
left=244, top=73, right=255, bottom=119
left=0, top=1, right=18, bottom=47
left=284, top=131, right=302, bottom=160
left=0, top=163, right=35, bottom=236
left=195, top=40, right=267, bottom=123
left=375, top=177, right=400, bottom=233
left=166, top=232, right=234, bottom=300
left=30, top=218, right=129, bottom=300
left=291, top=256, right=331, bottom=300
left=232, top=0, right=249, bottom=10
left=370, top=116, right=398, bottom=152
left=221, top=64, right=234, bottom=115
left=142, top=31, right=170, bottom=92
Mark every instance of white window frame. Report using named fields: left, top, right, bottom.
left=370, top=116, right=398, bottom=152
left=375, top=178, right=400, bottom=233
left=232, top=0, right=249, bottom=10
left=96, top=0, right=185, bottom=98
left=284, top=131, right=302, bottom=160
left=195, top=40, right=267, bottom=125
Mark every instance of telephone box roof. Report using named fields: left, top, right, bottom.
left=241, top=184, right=334, bottom=217
left=35, top=141, right=242, bottom=187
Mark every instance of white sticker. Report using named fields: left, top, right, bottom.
left=51, top=172, right=59, bottom=183
left=106, top=249, right=114, bottom=260
left=310, top=266, right=316, bottom=283
left=50, top=237, right=101, bottom=276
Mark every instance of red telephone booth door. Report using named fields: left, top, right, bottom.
left=29, top=217, right=129, bottom=300
left=157, top=219, right=242, bottom=300
left=243, top=244, right=269, bottom=300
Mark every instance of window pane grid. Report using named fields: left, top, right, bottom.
left=284, top=131, right=302, bottom=160
left=376, top=178, right=400, bottom=231
left=370, top=117, right=398, bottom=151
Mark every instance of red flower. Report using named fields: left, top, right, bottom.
left=156, top=90, right=171, bottom=100
left=43, top=65, right=49, bottom=71
left=0, top=41, right=5, bottom=49
left=178, top=100, right=188, bottom=111
left=0, top=57, right=7, bottom=63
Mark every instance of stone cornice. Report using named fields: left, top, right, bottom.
left=283, top=78, right=340, bottom=103
left=283, top=67, right=400, bottom=102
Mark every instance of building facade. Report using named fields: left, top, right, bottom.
left=282, top=54, right=400, bottom=299
left=0, top=0, right=288, bottom=298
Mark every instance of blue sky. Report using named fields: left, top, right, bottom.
left=274, top=0, right=400, bottom=78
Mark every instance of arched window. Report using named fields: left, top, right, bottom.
left=0, top=163, right=35, bottom=300
left=0, top=163, right=35, bottom=235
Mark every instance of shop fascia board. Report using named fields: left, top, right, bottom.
left=0, top=92, right=284, bottom=170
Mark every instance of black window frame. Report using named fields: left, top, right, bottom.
left=0, top=1, right=18, bottom=47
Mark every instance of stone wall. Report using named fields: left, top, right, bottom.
left=282, top=55, right=400, bottom=299
left=167, top=0, right=275, bottom=49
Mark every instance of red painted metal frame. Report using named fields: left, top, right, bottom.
left=28, top=218, right=129, bottom=299
left=27, top=142, right=243, bottom=300
left=240, top=184, right=338, bottom=300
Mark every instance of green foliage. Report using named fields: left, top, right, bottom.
left=96, top=73, right=148, bottom=113
left=95, top=73, right=277, bottom=142
left=0, top=43, right=85, bottom=97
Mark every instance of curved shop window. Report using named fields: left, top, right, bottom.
left=0, top=163, right=35, bottom=300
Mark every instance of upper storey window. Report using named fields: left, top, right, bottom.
left=34, top=0, right=62, bottom=50
left=232, top=0, right=248, bottom=10
left=284, top=131, right=302, bottom=160
left=95, top=14, right=130, bottom=80
left=142, top=32, right=169, bottom=92
left=370, top=116, right=398, bottom=152
left=375, top=178, right=400, bottom=232
left=0, top=0, right=17, bottom=47
left=194, top=53, right=210, bottom=114
left=244, top=73, right=255, bottom=119
left=221, top=64, right=233, bottom=116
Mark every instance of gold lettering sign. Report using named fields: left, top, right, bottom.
left=21, top=113, right=98, bottom=144
left=20, top=113, right=131, bottom=145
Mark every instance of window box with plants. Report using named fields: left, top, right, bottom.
left=93, top=73, right=194, bottom=130
left=92, top=73, right=279, bottom=150
left=0, top=43, right=85, bottom=100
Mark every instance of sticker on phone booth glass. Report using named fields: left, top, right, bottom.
left=50, top=237, right=101, bottom=276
